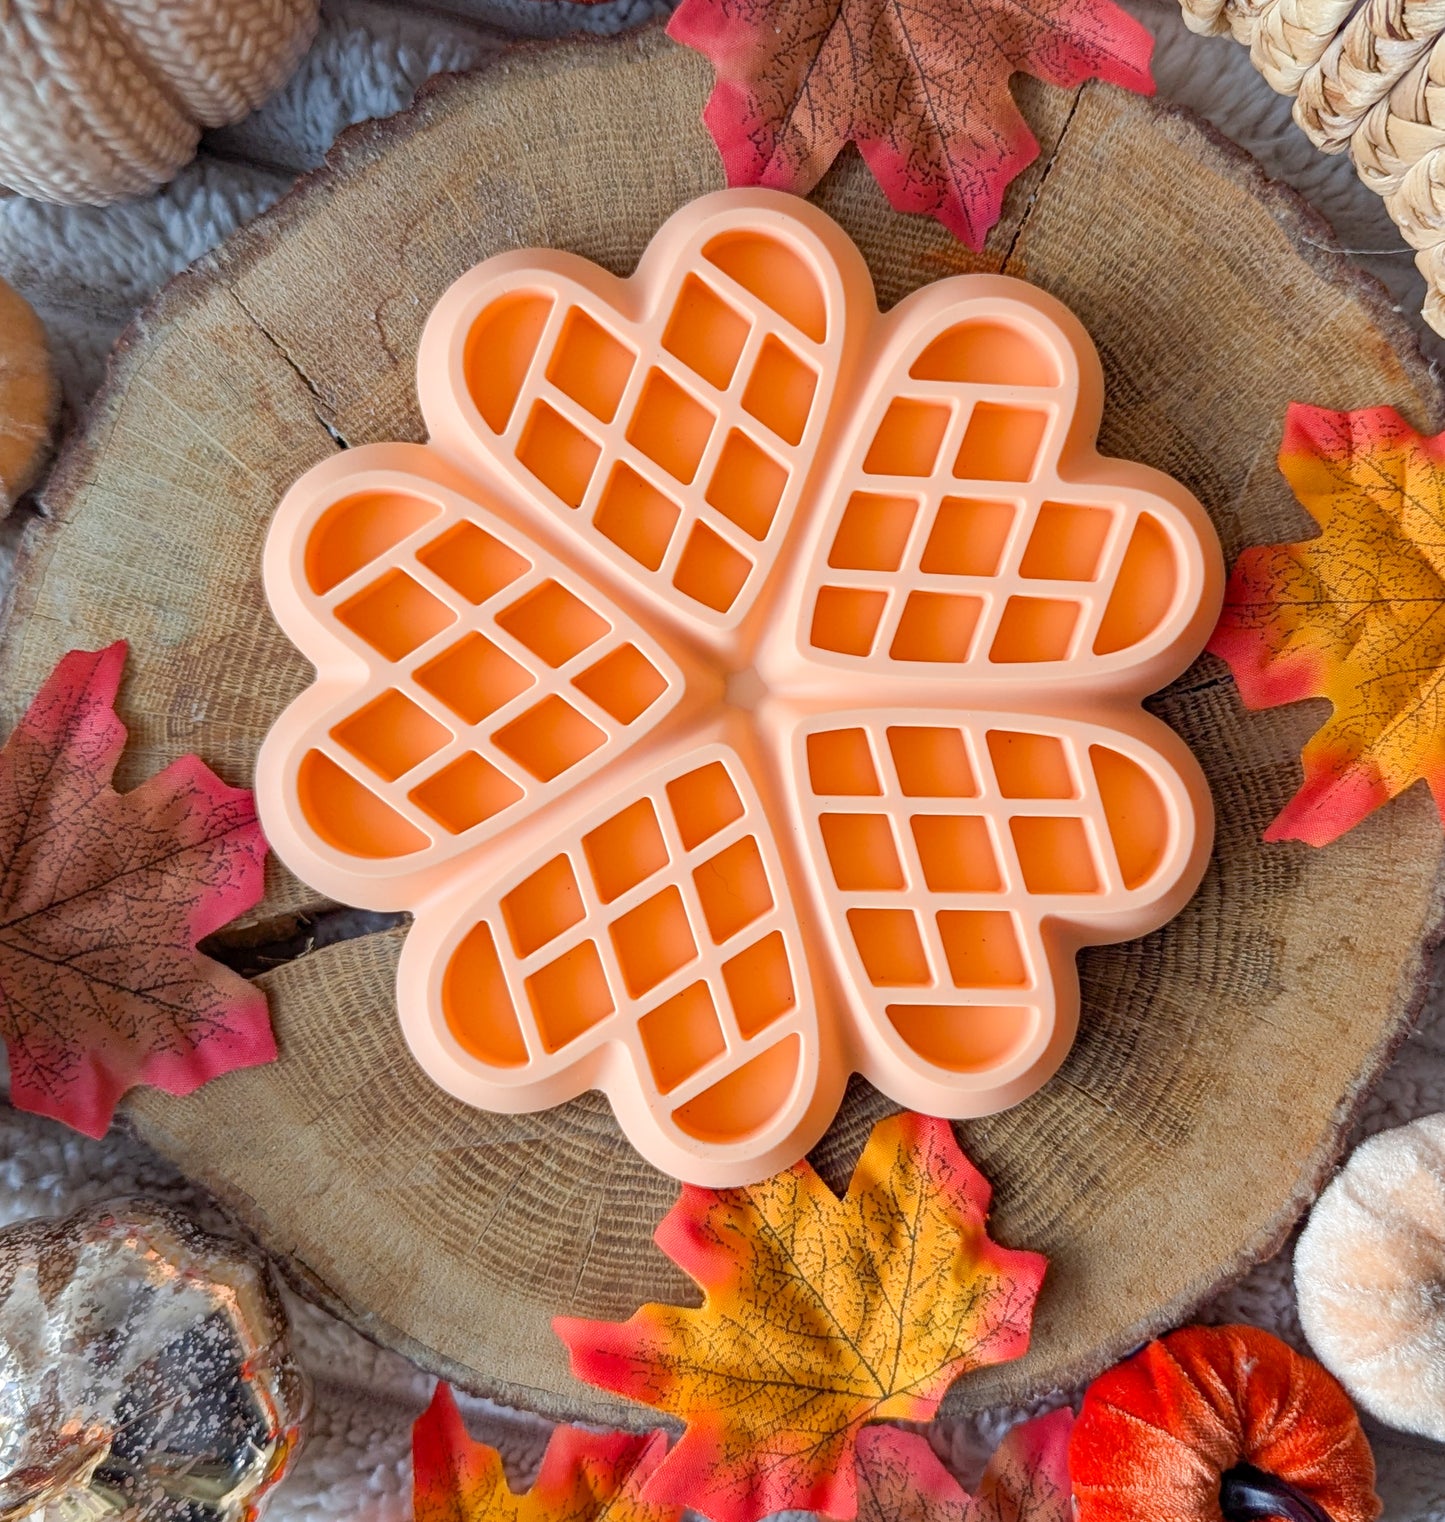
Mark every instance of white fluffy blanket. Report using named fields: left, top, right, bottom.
left=1, top=1, right=1444, bottom=1515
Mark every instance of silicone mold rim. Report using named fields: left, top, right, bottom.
left=255, top=189, right=1223, bottom=1187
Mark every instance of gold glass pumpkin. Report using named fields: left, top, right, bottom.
left=0, top=1198, right=310, bottom=1520
left=0, top=0, right=320, bottom=204
left=0, top=275, right=59, bottom=511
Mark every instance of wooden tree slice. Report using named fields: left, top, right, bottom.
left=3, top=28, right=1443, bottom=1421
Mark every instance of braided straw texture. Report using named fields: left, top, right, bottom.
left=1179, top=0, right=1445, bottom=332
left=0, top=0, right=319, bottom=205
left=0, top=275, right=57, bottom=512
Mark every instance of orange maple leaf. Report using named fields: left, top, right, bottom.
left=412, top=1383, right=677, bottom=1522
left=1209, top=403, right=1445, bottom=845
left=555, top=1111, right=1045, bottom=1522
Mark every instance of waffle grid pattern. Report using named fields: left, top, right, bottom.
left=303, top=495, right=677, bottom=848
left=799, top=717, right=1145, bottom=1035
left=447, top=749, right=810, bottom=1111
left=479, top=246, right=833, bottom=625
left=807, top=373, right=1168, bottom=668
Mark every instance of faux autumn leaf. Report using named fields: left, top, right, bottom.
left=1208, top=403, right=1445, bottom=845
left=555, top=1111, right=1046, bottom=1522
left=855, top=1414, right=1073, bottom=1522
left=1070, top=1324, right=1380, bottom=1522
left=666, top=0, right=1154, bottom=248
left=0, top=642, right=273, bottom=1137
left=413, top=1383, right=676, bottom=1522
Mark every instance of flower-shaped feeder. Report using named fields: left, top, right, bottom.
left=257, top=191, right=1221, bottom=1186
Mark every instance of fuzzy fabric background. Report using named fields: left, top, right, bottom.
left=2, top=1, right=1444, bottom=1515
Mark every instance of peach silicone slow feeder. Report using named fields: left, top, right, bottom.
left=256, top=191, right=1222, bottom=1187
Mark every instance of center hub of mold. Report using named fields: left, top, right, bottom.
left=724, top=666, right=768, bottom=713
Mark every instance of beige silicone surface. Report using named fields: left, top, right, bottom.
left=256, top=190, right=1222, bottom=1186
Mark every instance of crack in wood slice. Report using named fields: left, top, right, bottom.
left=202, top=904, right=409, bottom=978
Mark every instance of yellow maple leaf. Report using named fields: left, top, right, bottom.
left=1209, top=402, right=1445, bottom=844
left=554, top=1111, right=1046, bottom=1522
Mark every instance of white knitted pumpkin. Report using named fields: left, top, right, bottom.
left=0, top=0, right=320, bottom=205
left=1295, top=1112, right=1445, bottom=1441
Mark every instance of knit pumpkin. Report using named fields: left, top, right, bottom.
left=0, top=276, right=58, bottom=512
left=1071, top=1323, right=1380, bottom=1522
left=1296, top=1112, right=1445, bottom=1442
left=0, top=0, right=320, bottom=205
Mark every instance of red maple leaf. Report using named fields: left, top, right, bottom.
left=413, top=1382, right=677, bottom=1522
left=667, top=0, right=1155, bottom=247
left=0, top=642, right=273, bottom=1136
left=856, top=1416, right=1074, bottom=1522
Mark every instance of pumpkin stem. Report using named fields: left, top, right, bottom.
left=1220, top=1463, right=1334, bottom=1522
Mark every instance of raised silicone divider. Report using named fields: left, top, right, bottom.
left=256, top=190, right=1223, bottom=1186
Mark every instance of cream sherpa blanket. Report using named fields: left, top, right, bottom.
left=1, top=1, right=1443, bottom=1515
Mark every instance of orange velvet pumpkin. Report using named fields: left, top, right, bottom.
left=1071, top=1324, right=1380, bottom=1522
